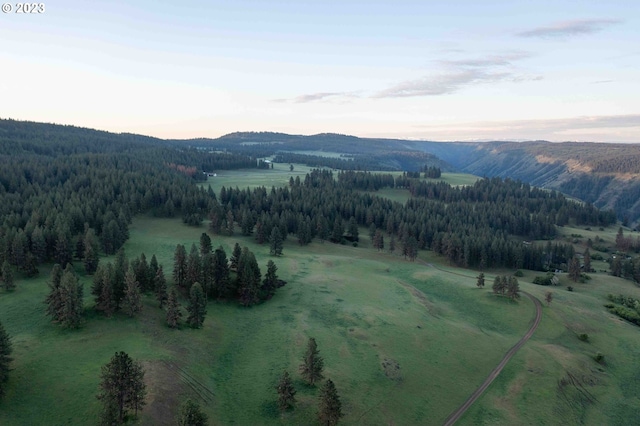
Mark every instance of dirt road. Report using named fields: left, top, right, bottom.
left=442, top=290, right=543, bottom=425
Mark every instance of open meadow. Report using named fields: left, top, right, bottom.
left=1, top=168, right=640, bottom=425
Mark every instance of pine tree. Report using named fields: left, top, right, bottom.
left=177, top=399, right=209, bottom=426
left=212, top=246, right=231, bottom=298
left=348, top=217, right=359, bottom=241
left=113, top=248, right=128, bottom=306
left=186, top=282, right=207, bottom=328
left=261, top=260, right=278, bottom=300
left=0, top=320, right=13, bottom=399
left=122, top=267, right=143, bottom=317
left=492, top=275, right=506, bottom=295
left=135, top=253, right=150, bottom=292
left=45, top=264, right=64, bottom=320
left=237, top=248, right=261, bottom=307
left=186, top=244, right=201, bottom=289
left=506, top=276, right=520, bottom=300
left=166, top=289, right=182, bottom=328
left=1, top=260, right=15, bottom=291
left=173, top=244, right=187, bottom=288
left=476, top=272, right=485, bottom=288
left=568, top=256, right=581, bottom=282
left=300, top=337, right=324, bottom=386
left=583, top=248, right=591, bottom=273
left=83, top=228, right=100, bottom=274
left=154, top=266, right=168, bottom=308
left=270, top=227, right=284, bottom=256
left=94, top=264, right=116, bottom=317
left=318, top=379, right=342, bottom=426
left=331, top=217, right=344, bottom=243
left=199, top=232, right=212, bottom=256
left=58, top=265, right=84, bottom=329
left=230, top=243, right=242, bottom=270
left=372, top=230, right=384, bottom=251
left=276, top=370, right=296, bottom=411
left=97, top=351, right=146, bottom=425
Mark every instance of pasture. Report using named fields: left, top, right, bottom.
left=1, top=170, right=640, bottom=425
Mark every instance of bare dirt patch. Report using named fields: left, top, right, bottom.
left=381, top=358, right=402, bottom=382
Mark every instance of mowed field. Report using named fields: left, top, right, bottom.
left=1, top=168, right=640, bottom=425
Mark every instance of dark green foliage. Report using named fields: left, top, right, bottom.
left=93, top=263, right=116, bottom=317
left=58, top=265, right=84, bottom=328
left=1, top=260, right=15, bottom=291
left=186, top=244, right=201, bottom=289
left=97, top=351, right=146, bottom=425
left=476, top=273, right=485, bottom=288
left=199, top=232, right=212, bottom=255
left=186, top=283, right=207, bottom=328
left=318, top=379, right=342, bottom=426
left=578, top=333, right=589, bottom=342
left=276, top=370, right=296, bottom=411
left=230, top=243, right=242, bottom=270
left=372, top=230, right=384, bottom=251
left=347, top=217, right=359, bottom=241
left=173, top=244, right=187, bottom=288
left=134, top=253, right=150, bottom=292
left=212, top=246, right=231, bottom=298
left=492, top=275, right=520, bottom=300
left=83, top=228, right=100, bottom=275
left=0, top=320, right=12, bottom=399
left=514, top=270, right=523, bottom=277
left=568, top=257, right=581, bottom=282
left=121, top=267, right=143, bottom=318
left=237, top=248, right=261, bottom=307
left=403, top=236, right=418, bottom=261
left=331, top=217, right=344, bottom=243
left=261, top=260, right=278, bottom=300
left=154, top=266, right=168, bottom=308
left=113, top=248, right=128, bottom=306
left=166, top=289, right=182, bottom=328
left=300, top=337, right=324, bottom=386
left=545, top=291, right=553, bottom=306
left=583, top=248, right=592, bottom=272
left=177, top=399, right=209, bottom=426
left=269, top=227, right=283, bottom=256
left=45, top=264, right=64, bottom=320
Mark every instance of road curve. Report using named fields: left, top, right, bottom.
left=442, top=290, right=543, bottom=426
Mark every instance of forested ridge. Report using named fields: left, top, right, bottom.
left=0, top=119, right=265, bottom=275
left=211, top=169, right=614, bottom=271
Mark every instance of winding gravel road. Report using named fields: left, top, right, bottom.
left=442, top=290, right=543, bottom=425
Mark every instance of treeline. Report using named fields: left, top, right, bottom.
left=209, top=169, right=607, bottom=271
left=273, top=151, right=445, bottom=172
left=0, top=119, right=264, bottom=276
left=606, top=294, right=640, bottom=327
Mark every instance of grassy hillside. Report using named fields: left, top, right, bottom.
left=2, top=169, right=640, bottom=425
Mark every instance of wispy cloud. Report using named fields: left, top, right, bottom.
left=516, top=19, right=621, bottom=39
left=404, top=114, right=640, bottom=142
left=373, top=69, right=511, bottom=98
left=273, top=91, right=359, bottom=104
left=374, top=52, right=539, bottom=98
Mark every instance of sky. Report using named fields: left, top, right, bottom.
left=1, top=0, right=639, bottom=142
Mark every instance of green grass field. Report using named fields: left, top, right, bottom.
left=2, top=169, right=640, bottom=425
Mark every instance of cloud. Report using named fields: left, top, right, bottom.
left=373, top=69, right=512, bottom=98
left=273, top=91, right=359, bottom=104
left=374, top=52, right=538, bottom=98
left=516, top=19, right=621, bottom=39
left=405, top=114, right=640, bottom=142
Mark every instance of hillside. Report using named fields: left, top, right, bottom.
left=411, top=141, right=640, bottom=227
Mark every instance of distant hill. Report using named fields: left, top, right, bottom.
left=2, top=119, right=639, bottom=226
left=410, top=140, right=640, bottom=227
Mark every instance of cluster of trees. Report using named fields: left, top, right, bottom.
left=0, top=119, right=267, bottom=279
left=173, top=237, right=283, bottom=307
left=45, top=264, right=85, bottom=328
left=0, top=320, right=12, bottom=400
left=616, top=228, right=640, bottom=253
left=276, top=338, right=343, bottom=425
left=210, top=170, right=605, bottom=271
left=605, top=294, right=640, bottom=327
left=492, top=275, right=520, bottom=300
left=423, top=166, right=442, bottom=178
